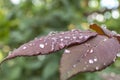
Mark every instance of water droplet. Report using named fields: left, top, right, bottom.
left=60, top=38, right=64, bottom=41
left=39, top=44, right=45, bottom=48
left=96, top=66, right=99, bottom=70
left=89, top=49, right=93, bottom=53
left=65, top=36, right=70, bottom=39
left=29, top=43, right=32, bottom=46
left=73, top=36, right=77, bottom=39
left=23, top=46, right=27, bottom=49
left=72, top=64, right=76, bottom=68
left=51, top=42, right=55, bottom=51
left=89, top=59, right=94, bottom=64
left=64, top=49, right=70, bottom=53
left=79, top=36, right=83, bottom=39
left=87, top=49, right=89, bottom=53
left=117, top=53, right=120, bottom=57
left=103, top=39, right=107, bottom=41
left=84, top=36, right=89, bottom=39
left=103, top=63, right=106, bottom=65
left=94, top=58, right=97, bottom=62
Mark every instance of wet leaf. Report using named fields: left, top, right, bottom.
left=0, top=29, right=97, bottom=64
left=60, top=35, right=120, bottom=80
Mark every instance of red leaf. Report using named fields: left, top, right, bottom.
left=0, top=29, right=97, bottom=64
left=60, top=35, right=120, bottom=80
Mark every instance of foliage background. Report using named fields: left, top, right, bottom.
left=0, top=0, right=120, bottom=80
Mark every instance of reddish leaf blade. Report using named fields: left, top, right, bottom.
left=60, top=35, right=120, bottom=80
left=0, top=29, right=97, bottom=64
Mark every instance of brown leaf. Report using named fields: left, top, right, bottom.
left=90, top=23, right=120, bottom=42
left=90, top=24, right=106, bottom=35
left=60, top=35, right=120, bottom=80
left=0, top=29, right=97, bottom=64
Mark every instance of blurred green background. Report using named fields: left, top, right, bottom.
left=0, top=0, right=120, bottom=80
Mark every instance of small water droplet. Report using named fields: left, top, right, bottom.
left=117, top=53, right=120, bottom=57
left=29, top=43, right=32, bottom=46
left=73, top=36, right=77, bottom=39
left=87, top=49, right=89, bottom=53
left=60, top=38, right=64, bottom=41
left=23, top=46, right=27, bottom=49
left=89, top=59, right=94, bottom=64
left=103, top=39, right=107, bottom=41
left=84, top=36, right=89, bottom=39
left=72, top=64, right=76, bottom=68
left=103, top=63, right=106, bottom=65
left=65, top=36, right=70, bottom=39
left=39, top=44, right=45, bottom=48
left=64, top=49, right=70, bottom=53
left=51, top=42, right=55, bottom=51
left=94, top=58, right=97, bottom=62
left=79, top=36, right=83, bottom=39
left=89, top=49, right=93, bottom=53
left=96, top=66, right=99, bottom=70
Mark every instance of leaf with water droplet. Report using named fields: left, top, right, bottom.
left=0, top=29, right=97, bottom=65
left=60, top=35, right=120, bottom=80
